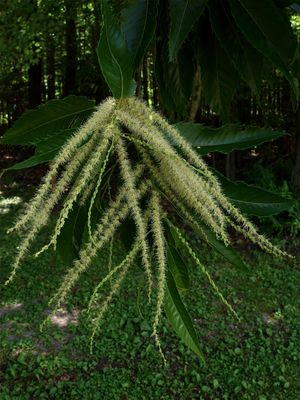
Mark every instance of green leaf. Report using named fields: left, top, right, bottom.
left=119, top=217, right=136, bottom=251
left=167, top=44, right=195, bottom=115
left=7, top=129, right=75, bottom=170
left=1, top=96, right=95, bottom=146
left=175, top=123, right=287, bottom=154
left=164, top=271, right=204, bottom=360
left=166, top=222, right=190, bottom=289
left=208, top=0, right=263, bottom=94
left=155, top=44, right=177, bottom=113
left=56, top=203, right=87, bottom=266
left=120, top=0, right=158, bottom=69
left=216, top=172, right=295, bottom=216
left=167, top=244, right=190, bottom=291
left=97, top=0, right=136, bottom=98
left=193, top=222, right=248, bottom=270
left=198, top=29, right=238, bottom=122
left=169, top=0, right=207, bottom=61
left=229, top=0, right=299, bottom=101
left=235, top=0, right=297, bottom=63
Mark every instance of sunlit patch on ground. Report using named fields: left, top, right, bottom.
left=49, top=309, right=80, bottom=328
left=0, top=191, right=22, bottom=214
left=0, top=302, right=23, bottom=317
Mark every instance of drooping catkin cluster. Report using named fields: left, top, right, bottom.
left=6, top=96, right=291, bottom=357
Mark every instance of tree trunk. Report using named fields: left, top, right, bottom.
left=46, top=34, right=55, bottom=100
left=92, top=0, right=109, bottom=102
left=189, top=65, right=201, bottom=121
left=291, top=107, right=300, bottom=198
left=28, top=59, right=43, bottom=108
left=142, top=57, right=149, bottom=103
left=63, top=0, right=77, bottom=96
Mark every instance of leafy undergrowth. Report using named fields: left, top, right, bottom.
left=0, top=187, right=299, bottom=400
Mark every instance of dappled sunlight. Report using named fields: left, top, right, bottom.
left=0, top=302, right=23, bottom=317
left=50, top=309, right=79, bottom=328
left=0, top=191, right=22, bottom=214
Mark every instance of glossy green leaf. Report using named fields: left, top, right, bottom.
left=198, top=30, right=237, bottom=122
left=229, top=0, right=299, bottom=100
left=120, top=0, right=158, bottom=69
left=208, top=0, right=263, bottom=94
left=119, top=217, right=136, bottom=251
left=167, top=244, right=190, bottom=290
left=216, top=172, right=295, bottom=216
left=155, top=43, right=177, bottom=113
left=175, top=122, right=287, bottom=154
left=169, top=0, right=207, bottom=61
left=7, top=129, right=75, bottom=170
left=56, top=203, right=87, bottom=266
left=159, top=42, right=195, bottom=116
left=97, top=0, right=136, bottom=98
left=166, top=222, right=190, bottom=290
left=192, top=222, right=248, bottom=270
left=1, top=96, right=95, bottom=146
left=235, top=0, right=297, bottom=63
left=164, top=271, right=204, bottom=360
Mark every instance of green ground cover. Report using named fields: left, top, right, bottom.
left=0, top=187, right=299, bottom=400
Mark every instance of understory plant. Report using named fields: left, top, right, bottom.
left=5, top=96, right=292, bottom=359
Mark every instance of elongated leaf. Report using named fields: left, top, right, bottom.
left=166, top=222, right=190, bottom=288
left=208, top=0, right=263, bottom=94
left=155, top=43, right=177, bottom=112
left=198, top=28, right=237, bottom=122
left=229, top=0, right=299, bottom=100
left=97, top=0, right=136, bottom=98
left=194, top=222, right=248, bottom=270
left=1, top=96, right=95, bottom=146
left=166, top=43, right=195, bottom=115
left=120, top=0, right=158, bottom=69
left=175, top=122, right=286, bottom=154
left=169, top=0, right=207, bottom=61
left=164, top=271, right=204, bottom=360
left=216, top=172, right=294, bottom=216
left=7, top=129, right=76, bottom=170
left=236, top=0, right=297, bottom=63
left=56, top=203, right=87, bottom=266
left=167, top=244, right=190, bottom=290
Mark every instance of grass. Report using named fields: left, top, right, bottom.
left=0, top=186, right=300, bottom=399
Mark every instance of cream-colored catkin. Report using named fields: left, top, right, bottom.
left=38, top=128, right=112, bottom=254
left=117, top=105, right=228, bottom=243
left=87, top=141, right=113, bottom=240
left=48, top=180, right=150, bottom=311
left=141, top=149, right=209, bottom=243
left=130, top=97, right=216, bottom=180
left=129, top=97, right=288, bottom=258
left=159, top=158, right=229, bottom=244
left=169, top=222, right=240, bottom=321
left=9, top=98, right=115, bottom=233
left=116, top=109, right=176, bottom=159
left=87, top=239, right=141, bottom=313
left=89, top=262, right=130, bottom=353
left=114, top=133, right=153, bottom=298
left=150, top=191, right=167, bottom=362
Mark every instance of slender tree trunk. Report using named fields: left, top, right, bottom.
left=291, top=106, right=300, bottom=198
left=143, top=57, right=149, bottom=103
left=28, top=59, right=42, bottom=108
left=63, top=0, right=77, bottom=96
left=46, top=34, right=56, bottom=100
left=92, top=0, right=109, bottom=102
left=189, top=65, right=201, bottom=121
